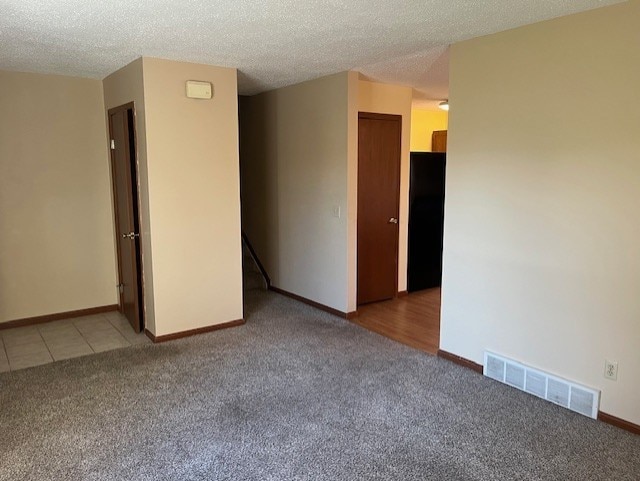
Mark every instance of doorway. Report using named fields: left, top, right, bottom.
left=357, top=112, right=402, bottom=306
left=407, top=152, right=446, bottom=292
left=108, top=103, right=144, bottom=333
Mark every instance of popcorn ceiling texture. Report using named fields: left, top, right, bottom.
left=0, top=0, right=622, bottom=98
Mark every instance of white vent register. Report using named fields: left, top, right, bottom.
left=484, top=351, right=600, bottom=419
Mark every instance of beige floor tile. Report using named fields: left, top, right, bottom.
left=78, top=323, right=120, bottom=340
left=40, top=318, right=75, bottom=327
left=5, top=340, right=50, bottom=359
left=88, top=338, right=131, bottom=353
left=38, top=323, right=82, bottom=342
left=48, top=341, right=94, bottom=361
left=0, top=338, right=9, bottom=373
left=2, top=326, right=43, bottom=347
left=107, top=315, right=131, bottom=330
left=44, top=331, right=88, bottom=346
left=127, top=333, right=152, bottom=345
left=107, top=317, right=151, bottom=345
left=8, top=349, right=53, bottom=370
left=43, top=334, right=88, bottom=350
left=73, top=317, right=113, bottom=335
left=102, top=310, right=126, bottom=322
left=1, top=313, right=148, bottom=369
left=71, top=314, right=108, bottom=323
left=38, top=319, right=75, bottom=331
left=82, top=328, right=131, bottom=353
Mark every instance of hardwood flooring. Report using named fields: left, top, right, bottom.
left=351, top=288, right=441, bottom=354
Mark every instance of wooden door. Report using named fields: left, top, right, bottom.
left=108, top=104, right=143, bottom=332
left=357, top=112, right=402, bottom=305
left=432, top=130, right=447, bottom=153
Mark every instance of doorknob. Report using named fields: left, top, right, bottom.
left=388, top=217, right=398, bottom=224
left=122, top=232, right=139, bottom=239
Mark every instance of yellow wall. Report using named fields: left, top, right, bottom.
left=0, top=71, right=117, bottom=323
left=441, top=1, right=640, bottom=424
left=357, top=80, right=413, bottom=298
left=410, top=109, right=448, bottom=152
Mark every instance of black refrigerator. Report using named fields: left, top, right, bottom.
left=407, top=152, right=446, bottom=292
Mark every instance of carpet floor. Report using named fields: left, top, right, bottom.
left=0, top=290, right=638, bottom=480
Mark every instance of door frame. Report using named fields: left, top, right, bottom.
left=107, top=102, right=145, bottom=330
left=357, top=111, right=402, bottom=305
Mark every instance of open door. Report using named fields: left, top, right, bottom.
left=357, top=112, right=402, bottom=305
left=108, top=103, right=144, bottom=332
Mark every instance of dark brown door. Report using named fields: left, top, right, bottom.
left=357, top=112, right=402, bottom=305
left=108, top=104, right=143, bottom=332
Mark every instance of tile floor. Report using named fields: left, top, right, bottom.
left=0, top=311, right=151, bottom=372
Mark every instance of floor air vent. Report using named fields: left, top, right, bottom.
left=483, top=351, right=600, bottom=419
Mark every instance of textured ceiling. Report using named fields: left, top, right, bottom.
left=0, top=0, right=623, bottom=106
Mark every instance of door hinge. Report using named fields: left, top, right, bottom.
left=117, top=283, right=124, bottom=293
left=110, top=139, right=116, bottom=150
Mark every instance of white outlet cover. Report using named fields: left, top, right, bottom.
left=604, top=360, right=618, bottom=380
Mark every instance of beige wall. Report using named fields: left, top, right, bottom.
left=346, top=72, right=359, bottom=312
left=103, top=58, right=156, bottom=333
left=357, top=80, right=413, bottom=295
left=241, top=75, right=412, bottom=313
left=240, top=72, right=351, bottom=313
left=0, top=71, right=117, bottom=322
left=142, top=58, right=243, bottom=336
left=442, top=1, right=640, bottom=424
left=410, top=109, right=448, bottom=152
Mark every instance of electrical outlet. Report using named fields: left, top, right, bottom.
left=604, top=360, right=618, bottom=381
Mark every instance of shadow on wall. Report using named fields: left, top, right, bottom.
left=239, top=95, right=281, bottom=283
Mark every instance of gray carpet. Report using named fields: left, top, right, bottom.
left=0, top=291, right=638, bottom=481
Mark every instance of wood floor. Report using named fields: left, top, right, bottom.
left=351, top=288, right=441, bottom=354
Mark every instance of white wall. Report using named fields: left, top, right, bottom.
left=240, top=72, right=351, bottom=313
left=441, top=1, right=640, bottom=424
left=0, top=70, right=117, bottom=323
left=357, top=80, right=413, bottom=296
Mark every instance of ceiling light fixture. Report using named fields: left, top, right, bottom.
left=439, top=100, right=449, bottom=111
